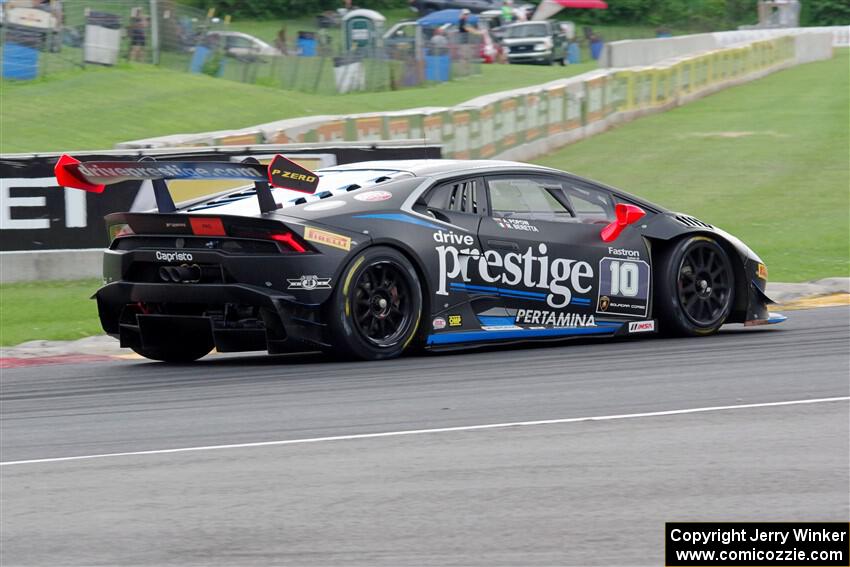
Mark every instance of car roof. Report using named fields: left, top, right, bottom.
left=320, top=159, right=665, bottom=214
left=320, top=159, right=557, bottom=178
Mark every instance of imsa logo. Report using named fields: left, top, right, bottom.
left=628, top=320, right=655, bottom=333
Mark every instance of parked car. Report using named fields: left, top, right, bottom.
left=501, top=20, right=567, bottom=65
left=203, top=31, right=280, bottom=58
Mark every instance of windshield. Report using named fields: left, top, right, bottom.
left=505, top=24, right=548, bottom=39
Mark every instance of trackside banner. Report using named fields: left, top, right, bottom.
left=0, top=144, right=439, bottom=251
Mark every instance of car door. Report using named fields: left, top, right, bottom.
left=414, top=176, right=492, bottom=331
left=477, top=173, right=652, bottom=331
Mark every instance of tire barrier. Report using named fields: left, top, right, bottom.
left=116, top=32, right=834, bottom=166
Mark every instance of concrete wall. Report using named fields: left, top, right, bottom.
left=1, top=249, right=102, bottom=283
left=600, top=25, right=848, bottom=68
left=601, top=34, right=718, bottom=68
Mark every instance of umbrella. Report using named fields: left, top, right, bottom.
left=417, top=9, right=480, bottom=28
left=532, top=0, right=608, bottom=21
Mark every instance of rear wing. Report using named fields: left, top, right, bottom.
left=54, top=154, right=320, bottom=214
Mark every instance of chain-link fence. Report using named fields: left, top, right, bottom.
left=1, top=0, right=481, bottom=93
left=158, top=27, right=482, bottom=95
left=0, top=0, right=219, bottom=79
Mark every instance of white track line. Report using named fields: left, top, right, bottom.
left=2, top=396, right=847, bottom=467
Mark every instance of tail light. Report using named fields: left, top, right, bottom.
left=269, top=232, right=307, bottom=253
left=108, top=223, right=135, bottom=243
left=229, top=226, right=310, bottom=253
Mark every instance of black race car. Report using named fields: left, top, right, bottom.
left=56, top=155, right=785, bottom=362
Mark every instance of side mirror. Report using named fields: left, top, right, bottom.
left=600, top=203, right=646, bottom=242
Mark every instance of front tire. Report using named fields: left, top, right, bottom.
left=655, top=236, right=734, bottom=336
left=329, top=246, right=423, bottom=360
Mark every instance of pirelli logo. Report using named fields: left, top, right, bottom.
left=304, top=227, right=351, bottom=251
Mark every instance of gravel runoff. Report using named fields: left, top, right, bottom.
left=2, top=278, right=847, bottom=359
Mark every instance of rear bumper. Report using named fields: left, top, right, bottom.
left=96, top=281, right=330, bottom=355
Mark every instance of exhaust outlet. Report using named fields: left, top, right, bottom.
left=159, top=266, right=177, bottom=282
left=158, top=265, right=201, bottom=283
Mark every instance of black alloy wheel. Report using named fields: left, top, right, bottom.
left=655, top=236, right=735, bottom=336
left=330, top=246, right=423, bottom=360
left=351, top=261, right=413, bottom=347
left=677, top=240, right=733, bottom=327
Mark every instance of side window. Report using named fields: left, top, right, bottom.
left=488, top=177, right=572, bottom=219
left=228, top=36, right=253, bottom=50
left=562, top=182, right=616, bottom=223
left=422, top=178, right=483, bottom=215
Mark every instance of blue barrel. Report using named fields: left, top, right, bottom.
left=297, top=38, right=317, bottom=56
left=189, top=46, right=209, bottom=73
left=567, top=42, right=580, bottom=64
left=2, top=42, right=39, bottom=80
left=2, top=25, right=43, bottom=80
left=590, top=40, right=604, bottom=60
left=425, top=53, right=450, bottom=82
left=297, top=31, right=317, bottom=56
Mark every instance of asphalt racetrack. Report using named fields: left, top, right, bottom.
left=1, top=306, right=848, bottom=566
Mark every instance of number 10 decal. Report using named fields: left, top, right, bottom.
left=609, top=260, right=640, bottom=297
left=597, top=257, right=651, bottom=318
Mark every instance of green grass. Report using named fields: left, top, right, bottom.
left=0, top=280, right=102, bottom=346
left=534, top=49, right=850, bottom=282
left=0, top=61, right=594, bottom=153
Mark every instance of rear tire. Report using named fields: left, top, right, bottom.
left=654, top=236, right=734, bottom=336
left=131, top=343, right=212, bottom=363
left=329, top=246, right=423, bottom=360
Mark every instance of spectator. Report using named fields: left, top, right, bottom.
left=430, top=27, right=448, bottom=55
left=128, top=7, right=147, bottom=62
left=274, top=25, right=288, bottom=54
left=458, top=9, right=471, bottom=43
left=501, top=0, right=514, bottom=25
